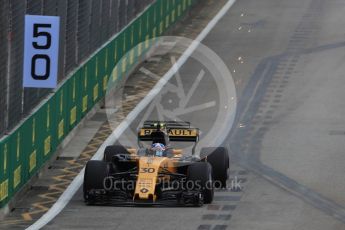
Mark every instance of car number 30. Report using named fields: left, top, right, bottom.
left=140, top=168, right=155, bottom=173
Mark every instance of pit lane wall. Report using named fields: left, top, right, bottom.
left=0, top=0, right=197, bottom=209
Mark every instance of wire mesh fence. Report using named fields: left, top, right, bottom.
left=0, top=0, right=154, bottom=137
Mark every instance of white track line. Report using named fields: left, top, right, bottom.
left=27, top=1, right=236, bottom=229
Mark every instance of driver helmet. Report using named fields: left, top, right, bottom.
left=151, top=143, right=166, bottom=157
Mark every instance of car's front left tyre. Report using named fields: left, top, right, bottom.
left=187, top=162, right=214, bottom=205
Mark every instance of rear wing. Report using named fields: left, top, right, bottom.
left=138, top=121, right=199, bottom=142
left=138, top=128, right=199, bottom=142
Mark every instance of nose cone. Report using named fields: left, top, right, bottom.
left=134, top=156, right=167, bottom=200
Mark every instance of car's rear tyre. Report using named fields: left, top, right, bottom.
left=103, top=145, right=128, bottom=162
left=104, top=145, right=131, bottom=173
left=187, top=162, right=214, bottom=204
left=83, top=160, right=109, bottom=203
left=201, top=147, right=229, bottom=188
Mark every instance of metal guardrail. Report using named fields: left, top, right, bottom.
left=0, top=0, right=153, bottom=136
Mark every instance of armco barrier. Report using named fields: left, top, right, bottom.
left=0, top=137, right=9, bottom=207
left=0, top=0, right=197, bottom=209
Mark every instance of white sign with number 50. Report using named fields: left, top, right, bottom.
left=23, top=15, right=60, bottom=88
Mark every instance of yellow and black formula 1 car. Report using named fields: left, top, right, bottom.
left=83, top=121, right=229, bottom=206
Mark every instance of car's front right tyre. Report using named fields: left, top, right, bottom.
left=83, top=160, right=109, bottom=204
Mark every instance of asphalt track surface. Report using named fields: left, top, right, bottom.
left=21, top=0, right=345, bottom=229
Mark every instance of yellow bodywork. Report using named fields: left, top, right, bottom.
left=133, top=156, right=177, bottom=201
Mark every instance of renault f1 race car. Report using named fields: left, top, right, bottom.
left=83, top=121, right=230, bottom=206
